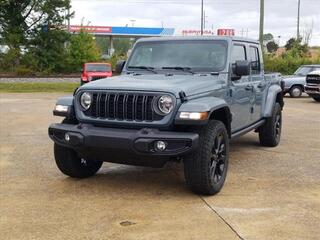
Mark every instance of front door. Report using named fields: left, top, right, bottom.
left=229, top=44, right=252, bottom=132
left=249, top=45, right=264, bottom=123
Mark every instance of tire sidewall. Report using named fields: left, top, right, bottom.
left=205, top=123, right=229, bottom=193
left=184, top=120, right=229, bottom=195
left=272, top=103, right=282, bottom=145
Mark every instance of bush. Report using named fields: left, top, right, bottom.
left=15, top=66, right=35, bottom=76
left=264, top=51, right=320, bottom=75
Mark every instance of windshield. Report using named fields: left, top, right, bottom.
left=294, top=66, right=320, bottom=76
left=127, top=40, right=228, bottom=73
left=86, top=64, right=111, bottom=72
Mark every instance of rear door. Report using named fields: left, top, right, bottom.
left=229, top=43, right=252, bottom=132
left=249, top=45, right=265, bottom=123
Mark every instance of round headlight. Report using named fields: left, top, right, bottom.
left=80, top=92, right=92, bottom=110
left=157, top=95, right=174, bottom=115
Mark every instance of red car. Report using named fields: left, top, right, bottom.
left=81, top=63, right=112, bottom=85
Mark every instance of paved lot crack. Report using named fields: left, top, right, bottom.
left=170, top=166, right=244, bottom=240
left=199, top=196, right=245, bottom=240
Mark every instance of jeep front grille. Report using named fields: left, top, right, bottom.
left=85, top=92, right=163, bottom=122
left=91, top=76, right=106, bottom=81
left=306, top=75, right=320, bottom=85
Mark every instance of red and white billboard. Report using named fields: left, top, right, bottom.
left=181, top=29, right=214, bottom=36
left=217, top=29, right=235, bottom=36
left=69, top=25, right=112, bottom=33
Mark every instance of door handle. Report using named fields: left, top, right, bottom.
left=245, top=85, right=253, bottom=91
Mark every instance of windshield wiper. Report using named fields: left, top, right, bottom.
left=162, top=67, right=195, bottom=74
left=127, top=66, right=158, bottom=74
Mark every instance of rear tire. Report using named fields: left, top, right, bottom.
left=289, top=86, right=302, bottom=98
left=184, top=120, right=229, bottom=195
left=259, top=102, right=282, bottom=147
left=54, top=144, right=103, bottom=178
left=312, top=96, right=320, bottom=102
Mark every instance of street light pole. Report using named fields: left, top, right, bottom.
left=297, top=0, right=301, bottom=39
left=201, top=0, right=204, bottom=35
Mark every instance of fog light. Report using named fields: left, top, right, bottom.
left=155, top=140, right=167, bottom=151
left=65, top=133, right=70, bottom=142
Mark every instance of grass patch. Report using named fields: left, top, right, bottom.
left=0, top=82, right=79, bottom=93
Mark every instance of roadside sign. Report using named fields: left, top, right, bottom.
left=217, top=29, right=235, bottom=36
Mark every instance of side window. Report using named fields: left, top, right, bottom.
left=231, top=45, right=246, bottom=64
left=231, top=45, right=246, bottom=75
left=249, top=46, right=261, bottom=74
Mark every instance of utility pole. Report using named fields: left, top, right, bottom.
left=201, top=0, right=204, bottom=35
left=259, top=0, right=264, bottom=47
left=297, top=0, right=301, bottom=39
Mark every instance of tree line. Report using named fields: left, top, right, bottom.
left=262, top=33, right=319, bottom=75
left=0, top=0, right=132, bottom=75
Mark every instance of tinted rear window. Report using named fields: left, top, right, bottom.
left=86, top=64, right=111, bottom=72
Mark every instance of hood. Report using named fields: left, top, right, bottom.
left=283, top=75, right=305, bottom=81
left=79, top=74, right=226, bottom=98
left=282, top=75, right=306, bottom=87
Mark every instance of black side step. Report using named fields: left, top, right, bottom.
left=231, top=120, right=265, bottom=139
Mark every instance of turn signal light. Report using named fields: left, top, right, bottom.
left=179, top=112, right=209, bottom=120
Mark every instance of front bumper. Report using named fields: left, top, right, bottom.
left=48, top=123, right=199, bottom=167
left=305, top=86, right=320, bottom=96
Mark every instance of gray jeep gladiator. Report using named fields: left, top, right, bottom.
left=49, top=36, right=284, bottom=195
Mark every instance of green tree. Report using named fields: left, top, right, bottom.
left=113, top=38, right=133, bottom=55
left=67, top=29, right=101, bottom=71
left=0, top=0, right=72, bottom=70
left=95, top=36, right=110, bottom=54
left=285, top=38, right=297, bottom=50
left=263, top=33, right=274, bottom=42
left=284, top=37, right=308, bottom=57
left=27, top=28, right=70, bottom=72
left=266, top=41, right=279, bottom=53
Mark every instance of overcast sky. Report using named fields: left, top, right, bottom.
left=70, top=0, right=320, bottom=46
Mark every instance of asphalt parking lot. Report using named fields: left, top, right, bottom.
left=0, top=93, right=319, bottom=240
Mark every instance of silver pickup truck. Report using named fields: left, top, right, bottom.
left=305, top=70, right=320, bottom=102
left=283, top=65, right=320, bottom=98
left=49, top=36, right=284, bottom=195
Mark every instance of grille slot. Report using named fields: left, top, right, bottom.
left=85, top=92, right=163, bottom=122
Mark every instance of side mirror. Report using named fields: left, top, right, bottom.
left=232, top=60, right=250, bottom=80
left=115, top=60, right=126, bottom=74
left=80, top=67, right=83, bottom=72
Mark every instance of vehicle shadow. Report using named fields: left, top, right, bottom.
left=57, top=135, right=261, bottom=195
left=59, top=162, right=192, bottom=196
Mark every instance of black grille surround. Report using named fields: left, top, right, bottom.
left=80, top=91, right=171, bottom=122
left=306, top=75, right=320, bottom=85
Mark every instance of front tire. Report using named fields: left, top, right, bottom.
left=312, top=96, right=320, bottom=102
left=54, top=144, right=103, bottom=178
left=289, top=85, right=302, bottom=98
left=184, top=120, right=229, bottom=195
left=259, top=102, right=282, bottom=147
